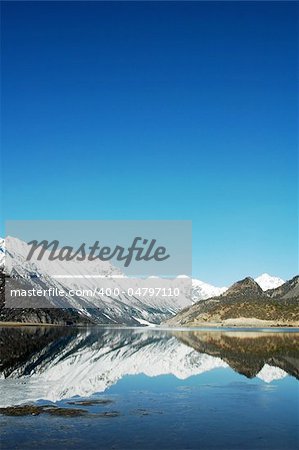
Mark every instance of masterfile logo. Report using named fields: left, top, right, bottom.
left=6, top=220, right=191, bottom=276
left=25, top=237, right=171, bottom=267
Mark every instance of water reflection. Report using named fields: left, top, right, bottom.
left=0, top=326, right=298, bottom=406
left=174, top=330, right=299, bottom=379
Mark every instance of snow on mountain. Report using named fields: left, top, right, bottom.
left=192, top=278, right=227, bottom=301
left=256, top=364, right=287, bottom=383
left=1, top=237, right=286, bottom=324
left=255, top=273, right=285, bottom=291
left=2, top=236, right=219, bottom=324
left=4, top=235, right=121, bottom=279
left=0, top=238, right=4, bottom=270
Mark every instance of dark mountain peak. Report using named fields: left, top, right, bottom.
left=288, top=275, right=299, bottom=286
left=267, top=275, right=299, bottom=299
left=222, top=277, right=264, bottom=298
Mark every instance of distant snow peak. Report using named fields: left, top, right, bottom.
left=192, top=278, right=227, bottom=301
left=255, top=273, right=284, bottom=291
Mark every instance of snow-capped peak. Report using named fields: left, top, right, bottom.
left=255, top=273, right=284, bottom=291
left=192, top=278, right=227, bottom=301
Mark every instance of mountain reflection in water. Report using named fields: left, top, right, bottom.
left=0, top=326, right=298, bottom=406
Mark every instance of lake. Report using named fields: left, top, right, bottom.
left=0, top=326, right=298, bottom=449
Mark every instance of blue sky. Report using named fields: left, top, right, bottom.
left=1, top=1, right=298, bottom=285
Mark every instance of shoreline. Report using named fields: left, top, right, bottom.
left=1, top=321, right=299, bottom=331
left=0, top=321, right=63, bottom=327
left=165, top=317, right=299, bottom=329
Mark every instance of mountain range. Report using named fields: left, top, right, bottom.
left=166, top=276, right=299, bottom=327
left=1, top=236, right=220, bottom=325
left=0, top=237, right=297, bottom=327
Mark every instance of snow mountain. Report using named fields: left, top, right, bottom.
left=1, top=237, right=225, bottom=325
left=0, top=237, right=287, bottom=326
left=192, top=278, right=227, bottom=300
left=254, top=273, right=284, bottom=291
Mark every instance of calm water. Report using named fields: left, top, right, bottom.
left=0, top=326, right=298, bottom=450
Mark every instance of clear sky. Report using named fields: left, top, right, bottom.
left=1, top=1, right=298, bottom=285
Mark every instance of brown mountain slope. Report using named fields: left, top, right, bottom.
left=267, top=275, right=299, bottom=299
left=166, top=276, right=299, bottom=327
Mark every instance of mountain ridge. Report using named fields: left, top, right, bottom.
left=0, top=237, right=219, bottom=325
left=0, top=237, right=295, bottom=326
left=166, top=275, right=299, bottom=327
